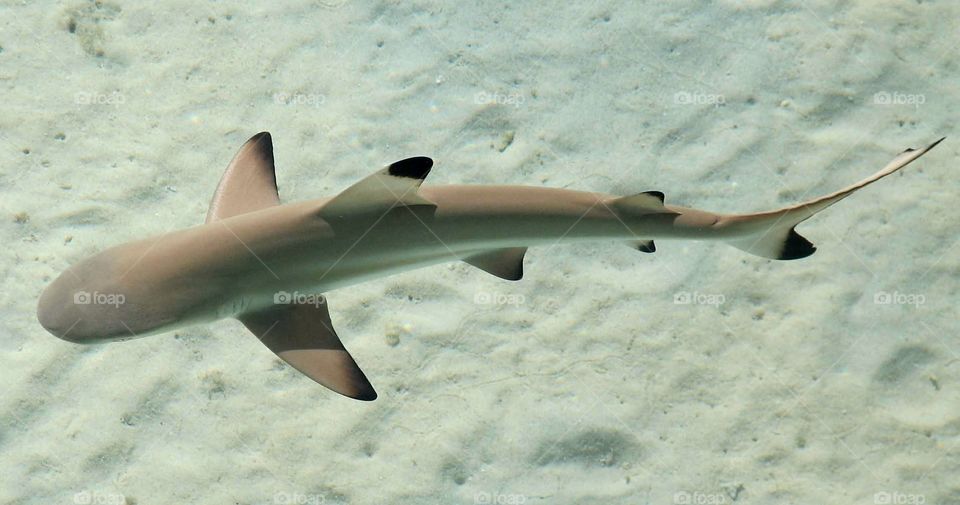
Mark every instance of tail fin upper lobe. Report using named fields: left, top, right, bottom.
left=721, top=138, right=944, bottom=260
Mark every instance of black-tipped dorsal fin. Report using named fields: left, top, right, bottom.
left=642, top=190, right=665, bottom=203
left=611, top=190, right=675, bottom=216
left=239, top=298, right=377, bottom=401
left=319, top=156, right=437, bottom=220
left=463, top=247, right=527, bottom=281
left=205, top=132, right=280, bottom=223
left=388, top=156, right=433, bottom=179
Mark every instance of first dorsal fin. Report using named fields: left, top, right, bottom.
left=319, top=156, right=437, bottom=220
left=206, top=132, right=280, bottom=223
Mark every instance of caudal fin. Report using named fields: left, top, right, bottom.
left=722, top=138, right=944, bottom=260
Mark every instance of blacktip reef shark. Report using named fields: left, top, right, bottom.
left=38, top=133, right=944, bottom=400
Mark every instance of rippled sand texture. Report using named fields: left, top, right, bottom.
left=0, top=1, right=957, bottom=504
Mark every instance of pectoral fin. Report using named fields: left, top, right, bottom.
left=239, top=299, right=376, bottom=401
left=463, top=247, right=527, bottom=280
left=206, top=132, right=281, bottom=223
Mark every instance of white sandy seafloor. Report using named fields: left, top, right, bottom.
left=0, top=1, right=958, bottom=503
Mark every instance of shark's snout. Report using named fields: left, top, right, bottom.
left=37, top=273, right=98, bottom=342
left=37, top=278, right=82, bottom=341
left=37, top=267, right=133, bottom=343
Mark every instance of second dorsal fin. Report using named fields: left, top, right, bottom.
left=205, top=132, right=280, bottom=223
left=611, top=190, right=673, bottom=215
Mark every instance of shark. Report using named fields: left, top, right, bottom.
left=37, top=132, right=944, bottom=400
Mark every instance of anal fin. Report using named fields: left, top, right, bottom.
left=239, top=298, right=376, bottom=401
left=630, top=240, right=656, bottom=253
left=463, top=247, right=527, bottom=281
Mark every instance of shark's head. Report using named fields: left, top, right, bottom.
left=37, top=260, right=134, bottom=343
left=37, top=248, right=181, bottom=343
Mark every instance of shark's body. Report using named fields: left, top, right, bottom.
left=37, top=133, right=943, bottom=400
